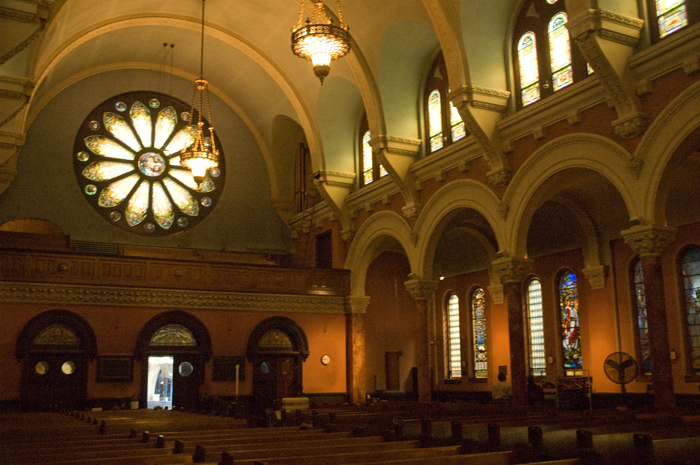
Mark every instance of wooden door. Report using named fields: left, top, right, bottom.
left=172, top=355, right=202, bottom=410
left=252, top=356, right=298, bottom=412
left=21, top=354, right=87, bottom=411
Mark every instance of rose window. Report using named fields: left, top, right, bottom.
left=74, top=91, right=224, bottom=236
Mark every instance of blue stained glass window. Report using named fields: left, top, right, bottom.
left=559, top=270, right=581, bottom=371
left=527, top=279, right=546, bottom=377
left=446, top=293, right=462, bottom=378
left=682, top=248, right=700, bottom=376
left=632, top=259, right=651, bottom=375
left=472, top=288, right=488, bottom=379
left=656, top=0, right=688, bottom=38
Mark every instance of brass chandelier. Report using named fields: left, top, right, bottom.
left=180, top=0, right=219, bottom=184
left=291, top=0, right=351, bottom=84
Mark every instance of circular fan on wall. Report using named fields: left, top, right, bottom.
left=73, top=91, right=225, bottom=236
left=603, top=352, right=638, bottom=386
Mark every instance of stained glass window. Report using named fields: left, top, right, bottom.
left=631, top=259, right=651, bottom=376
left=527, top=279, right=546, bottom=377
left=446, top=293, right=462, bottom=378
left=656, top=0, right=688, bottom=38
left=428, top=90, right=443, bottom=152
left=548, top=13, right=573, bottom=92
left=559, top=270, right=581, bottom=372
left=259, top=329, right=294, bottom=350
left=472, top=287, right=488, bottom=379
left=518, top=32, right=540, bottom=106
left=450, top=102, right=466, bottom=143
left=34, top=324, right=80, bottom=346
left=74, top=92, right=224, bottom=236
left=150, top=324, right=197, bottom=346
left=681, top=248, right=700, bottom=376
left=362, top=130, right=373, bottom=185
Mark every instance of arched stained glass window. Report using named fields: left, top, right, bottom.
left=472, top=287, right=488, bottom=379
left=548, top=13, right=572, bottom=92
left=681, top=248, right=700, bottom=376
left=632, top=258, right=651, bottom=376
left=34, top=324, right=80, bottom=346
left=656, top=0, right=688, bottom=37
left=559, top=270, right=581, bottom=372
left=446, top=293, right=462, bottom=379
left=518, top=32, right=540, bottom=106
left=74, top=91, right=224, bottom=236
left=362, top=130, right=373, bottom=185
left=259, top=329, right=294, bottom=350
left=428, top=90, right=444, bottom=152
left=150, top=324, right=197, bottom=346
left=527, top=279, right=546, bottom=377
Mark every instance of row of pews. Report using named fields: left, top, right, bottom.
left=0, top=404, right=698, bottom=465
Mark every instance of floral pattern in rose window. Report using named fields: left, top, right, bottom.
left=74, top=92, right=224, bottom=236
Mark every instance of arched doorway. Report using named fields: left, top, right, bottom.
left=136, top=311, right=211, bottom=410
left=246, top=317, right=309, bottom=413
left=16, top=310, right=97, bottom=411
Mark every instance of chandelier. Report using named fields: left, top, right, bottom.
left=180, top=0, right=219, bottom=185
left=291, top=0, right=351, bottom=84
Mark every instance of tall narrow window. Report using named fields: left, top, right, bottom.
left=472, top=288, right=487, bottom=379
left=681, top=247, right=700, bottom=377
left=631, top=258, right=651, bottom=376
left=362, top=130, right=373, bottom=185
left=527, top=279, right=546, bottom=377
left=428, top=90, right=443, bottom=152
left=559, top=270, right=581, bottom=372
left=518, top=32, right=540, bottom=106
left=446, top=293, right=462, bottom=378
left=548, top=13, right=572, bottom=92
left=424, top=53, right=466, bottom=153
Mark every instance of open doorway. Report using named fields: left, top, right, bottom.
left=147, top=356, right=173, bottom=409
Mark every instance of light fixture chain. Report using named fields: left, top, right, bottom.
left=336, top=0, right=344, bottom=25
left=296, top=0, right=306, bottom=29
left=199, top=0, right=205, bottom=78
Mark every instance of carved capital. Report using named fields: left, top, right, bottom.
left=492, top=258, right=534, bottom=284
left=622, top=225, right=677, bottom=257
left=613, top=112, right=648, bottom=139
left=487, top=284, right=504, bottom=305
left=341, top=228, right=355, bottom=242
left=486, top=168, right=512, bottom=188
left=404, top=276, right=438, bottom=301
left=401, top=203, right=422, bottom=220
left=582, top=265, right=607, bottom=290
left=344, top=295, right=371, bottom=314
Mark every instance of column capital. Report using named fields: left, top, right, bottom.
left=344, top=295, right=370, bottom=314
left=622, top=225, right=676, bottom=257
left=404, top=276, right=438, bottom=301
left=491, top=257, right=534, bottom=284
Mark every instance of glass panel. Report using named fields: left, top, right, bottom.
left=632, top=259, right=651, bottom=375
left=61, top=361, right=76, bottom=375
left=450, top=103, right=466, bottom=142
left=518, top=32, right=540, bottom=105
left=428, top=90, right=443, bottom=151
left=154, top=106, right=177, bottom=149
left=658, top=2, right=688, bottom=37
left=527, top=279, right=546, bottom=377
left=130, top=101, right=152, bottom=148
left=163, top=126, right=198, bottom=156
left=362, top=130, right=373, bottom=184
left=472, top=288, right=488, bottom=379
left=150, top=324, right=197, bottom=346
left=125, top=180, right=150, bottom=226
left=98, top=173, right=139, bottom=207
left=104, top=112, right=142, bottom=152
left=178, top=362, right=194, bottom=377
left=84, top=136, right=135, bottom=161
left=259, top=329, right=294, bottom=349
left=559, top=270, right=582, bottom=371
left=549, top=13, right=573, bottom=91
left=152, top=181, right=174, bottom=230
left=379, top=165, right=388, bottom=177
left=196, top=177, right=215, bottom=193
left=33, top=324, right=80, bottom=345
left=447, top=294, right=462, bottom=378
left=82, top=161, right=134, bottom=181
left=682, top=248, right=700, bottom=376
left=162, top=177, right=199, bottom=216
left=169, top=169, right=199, bottom=190
left=35, top=361, right=49, bottom=375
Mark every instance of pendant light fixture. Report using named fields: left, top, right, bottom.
left=291, top=0, right=351, bottom=84
left=180, top=0, right=219, bottom=185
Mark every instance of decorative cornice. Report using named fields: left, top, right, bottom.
left=0, top=281, right=347, bottom=313
left=404, top=276, right=438, bottom=301
left=622, top=225, right=677, bottom=257
left=344, top=295, right=370, bottom=314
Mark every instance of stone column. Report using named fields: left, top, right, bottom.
left=623, top=225, right=677, bottom=412
left=492, top=258, right=534, bottom=406
left=404, top=277, right=438, bottom=403
left=345, top=296, right=370, bottom=404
